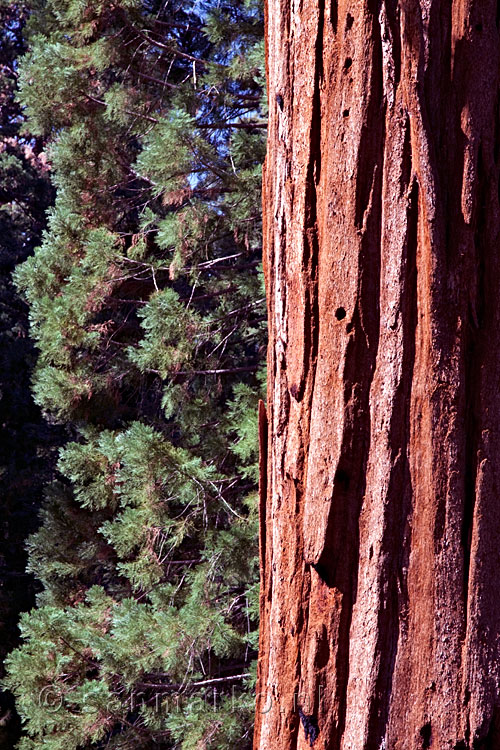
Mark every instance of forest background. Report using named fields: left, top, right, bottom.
left=0, top=1, right=266, bottom=748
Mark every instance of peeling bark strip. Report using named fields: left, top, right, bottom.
left=254, top=1, right=500, bottom=749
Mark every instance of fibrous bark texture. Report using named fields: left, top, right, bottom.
left=254, top=2, right=500, bottom=749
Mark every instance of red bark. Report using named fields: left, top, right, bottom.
left=254, top=2, right=500, bottom=749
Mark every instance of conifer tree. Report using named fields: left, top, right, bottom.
left=0, top=3, right=60, bottom=745
left=3, top=1, right=266, bottom=748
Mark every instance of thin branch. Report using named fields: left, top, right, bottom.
left=180, top=285, right=236, bottom=303
left=135, top=70, right=177, bottom=89
left=196, top=120, right=267, bottom=130
left=133, top=28, right=217, bottom=67
left=210, top=297, right=266, bottom=322
left=138, top=673, right=251, bottom=689
left=85, top=93, right=266, bottom=130
left=175, top=366, right=258, bottom=375
left=84, top=93, right=159, bottom=123
left=191, top=252, right=246, bottom=269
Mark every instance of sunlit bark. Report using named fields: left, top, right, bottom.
left=255, top=2, right=500, bottom=748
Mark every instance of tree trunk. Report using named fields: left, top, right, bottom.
left=254, top=2, right=500, bottom=749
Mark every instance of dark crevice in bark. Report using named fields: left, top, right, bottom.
left=461, top=323, right=478, bottom=637
left=366, top=176, right=419, bottom=750
left=400, top=114, right=412, bottom=195
left=296, top=1, right=323, bottom=404
left=354, top=14, right=386, bottom=231
left=314, top=453, right=354, bottom=592
left=478, top=707, right=500, bottom=749
left=403, top=1, right=447, bottom=276
left=294, top=567, right=312, bottom=747
left=293, top=7, right=326, bottom=738
left=420, top=722, right=432, bottom=748
left=258, top=400, right=268, bottom=584
left=466, top=701, right=472, bottom=749
left=354, top=134, right=380, bottom=231
left=384, top=0, right=401, bottom=90
left=331, top=597, right=355, bottom=749
left=455, top=707, right=500, bottom=750
left=329, top=0, right=337, bottom=34
left=494, top=95, right=500, bottom=168
left=494, top=149, right=500, bottom=206
left=316, top=5, right=384, bottom=595
left=298, top=706, right=319, bottom=747
left=312, top=287, right=381, bottom=741
left=462, top=146, right=487, bottom=624
left=425, top=1, right=452, bottom=155
left=309, top=561, right=329, bottom=585
left=313, top=624, right=330, bottom=670
left=277, top=383, right=290, bottom=435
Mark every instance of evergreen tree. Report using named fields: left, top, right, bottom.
left=3, top=1, right=266, bottom=748
left=0, top=3, right=61, bottom=745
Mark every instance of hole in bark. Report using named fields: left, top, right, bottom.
left=343, top=57, right=353, bottom=71
left=420, top=723, right=432, bottom=749
left=346, top=321, right=353, bottom=333
left=345, top=13, right=354, bottom=30
left=369, top=545, right=373, bottom=560
left=343, top=109, right=350, bottom=118
left=335, top=307, right=347, bottom=320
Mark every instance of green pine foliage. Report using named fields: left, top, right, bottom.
left=0, top=2, right=64, bottom=745
left=3, top=0, right=266, bottom=747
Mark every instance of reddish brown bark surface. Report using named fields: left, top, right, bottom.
left=254, top=2, right=500, bottom=749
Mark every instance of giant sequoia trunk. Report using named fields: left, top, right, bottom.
left=254, top=1, right=500, bottom=748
